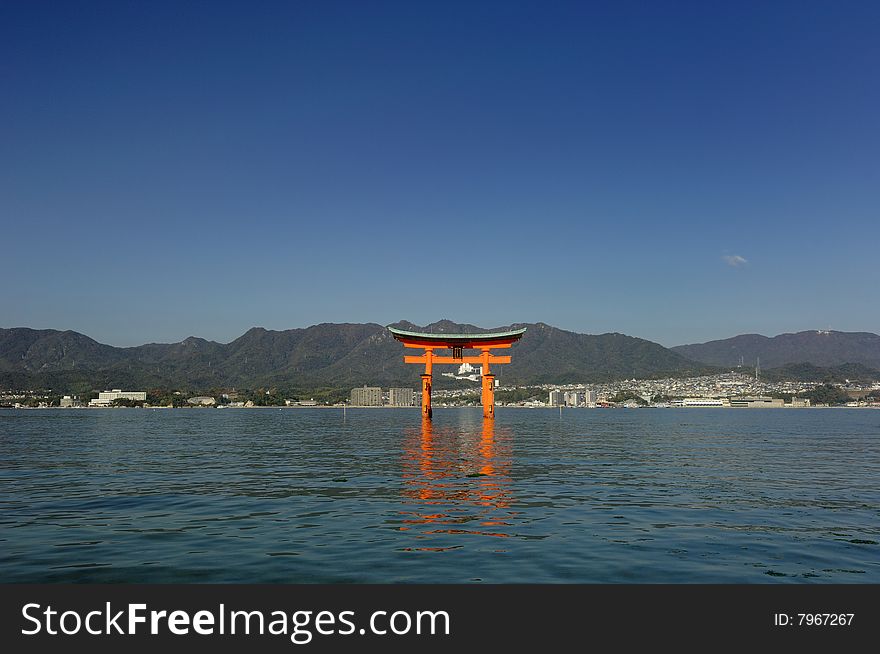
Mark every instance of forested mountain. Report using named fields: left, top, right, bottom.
left=0, top=320, right=714, bottom=393
left=673, top=331, right=880, bottom=369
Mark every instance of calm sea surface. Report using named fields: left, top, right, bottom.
left=1, top=407, right=878, bottom=583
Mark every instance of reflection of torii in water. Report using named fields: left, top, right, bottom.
left=388, top=326, right=526, bottom=419
left=399, top=417, right=516, bottom=544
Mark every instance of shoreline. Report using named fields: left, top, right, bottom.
left=2, top=404, right=878, bottom=411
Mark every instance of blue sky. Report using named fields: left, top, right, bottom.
left=2, top=1, right=878, bottom=347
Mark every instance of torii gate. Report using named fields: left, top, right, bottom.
left=388, top=326, right=526, bottom=419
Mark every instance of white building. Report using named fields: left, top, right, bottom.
left=441, top=363, right=482, bottom=382
left=89, top=389, right=146, bottom=406
left=548, top=390, right=564, bottom=406
left=671, top=398, right=730, bottom=408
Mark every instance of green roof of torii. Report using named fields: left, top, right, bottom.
left=387, top=326, right=526, bottom=347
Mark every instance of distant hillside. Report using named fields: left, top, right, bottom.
left=761, top=362, right=880, bottom=383
left=0, top=328, right=124, bottom=372
left=489, top=322, right=711, bottom=384
left=0, top=321, right=713, bottom=393
left=672, top=331, right=880, bottom=369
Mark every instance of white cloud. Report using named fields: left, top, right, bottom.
left=722, top=254, right=748, bottom=267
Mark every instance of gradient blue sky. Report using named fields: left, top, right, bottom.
left=2, top=1, right=878, bottom=347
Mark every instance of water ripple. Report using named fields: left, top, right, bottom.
left=0, top=407, right=878, bottom=582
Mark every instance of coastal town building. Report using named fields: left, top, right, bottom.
left=187, top=396, right=216, bottom=406
left=729, top=396, right=785, bottom=408
left=89, top=389, right=146, bottom=407
left=388, top=388, right=415, bottom=406
left=564, top=391, right=585, bottom=407
left=671, top=398, right=730, bottom=407
left=441, top=362, right=483, bottom=382
left=350, top=386, right=382, bottom=406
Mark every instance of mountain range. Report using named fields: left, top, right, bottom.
left=672, top=330, right=880, bottom=370
left=1, top=322, right=878, bottom=394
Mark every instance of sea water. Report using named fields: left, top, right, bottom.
left=1, top=407, right=877, bottom=583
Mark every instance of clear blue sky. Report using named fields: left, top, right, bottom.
left=2, top=1, right=878, bottom=347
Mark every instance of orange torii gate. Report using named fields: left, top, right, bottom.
left=388, top=326, right=526, bottom=419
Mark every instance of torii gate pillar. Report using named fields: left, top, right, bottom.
left=421, top=374, right=432, bottom=419
left=482, top=374, right=495, bottom=419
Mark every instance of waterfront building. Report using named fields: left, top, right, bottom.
left=89, top=389, right=147, bottom=406
left=187, top=396, right=216, bottom=406
left=548, top=390, right=564, bottom=406
left=671, top=398, right=730, bottom=407
left=59, top=395, right=82, bottom=407
left=388, top=388, right=415, bottom=406
left=585, top=389, right=597, bottom=405
left=441, top=363, right=482, bottom=382
left=729, top=396, right=785, bottom=408
left=101, top=389, right=146, bottom=402
left=351, top=386, right=382, bottom=406
left=564, top=391, right=585, bottom=407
